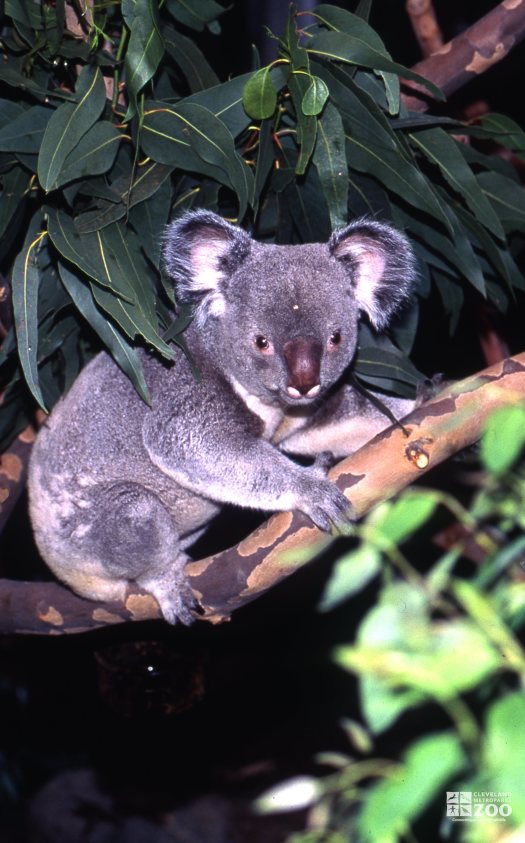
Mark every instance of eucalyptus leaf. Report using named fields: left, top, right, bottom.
left=0, top=104, right=53, bottom=153
left=11, top=213, right=47, bottom=409
left=58, top=261, right=151, bottom=404
left=54, top=121, right=123, bottom=189
left=477, top=170, right=525, bottom=231
left=141, top=100, right=253, bottom=217
left=166, top=0, right=226, bottom=32
left=313, top=102, right=348, bottom=230
left=301, top=74, right=329, bottom=116
left=308, top=30, right=443, bottom=102
left=124, top=0, right=164, bottom=122
left=163, top=24, right=220, bottom=91
left=359, top=733, right=465, bottom=841
left=38, top=65, right=107, bottom=192
left=0, top=167, right=30, bottom=240
left=409, top=128, right=505, bottom=240
left=242, top=66, right=278, bottom=120
left=74, top=161, right=173, bottom=233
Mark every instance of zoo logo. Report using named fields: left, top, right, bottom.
left=446, top=792, right=513, bottom=821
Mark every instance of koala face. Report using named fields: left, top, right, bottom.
left=163, top=210, right=416, bottom=407
left=213, top=242, right=361, bottom=407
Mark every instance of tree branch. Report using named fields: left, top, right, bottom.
left=401, top=0, right=525, bottom=112
left=405, top=0, right=444, bottom=58
left=2, top=353, right=525, bottom=635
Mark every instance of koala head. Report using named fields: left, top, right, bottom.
left=163, top=210, right=416, bottom=407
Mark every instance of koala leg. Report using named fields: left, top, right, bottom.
left=70, top=482, right=195, bottom=625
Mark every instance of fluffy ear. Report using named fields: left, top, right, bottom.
left=162, top=210, right=251, bottom=324
left=329, top=218, right=417, bottom=330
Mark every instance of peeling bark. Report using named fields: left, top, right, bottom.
left=2, top=353, right=525, bottom=635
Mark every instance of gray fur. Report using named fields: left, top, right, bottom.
left=28, top=211, right=417, bottom=624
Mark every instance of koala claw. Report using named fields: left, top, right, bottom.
left=137, top=563, right=197, bottom=625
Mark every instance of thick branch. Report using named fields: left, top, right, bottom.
left=2, top=353, right=525, bottom=635
left=401, top=0, right=525, bottom=112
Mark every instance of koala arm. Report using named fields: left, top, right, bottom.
left=142, top=382, right=351, bottom=532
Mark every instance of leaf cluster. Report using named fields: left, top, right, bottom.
left=1, top=1, right=525, bottom=448
left=272, top=405, right=525, bottom=842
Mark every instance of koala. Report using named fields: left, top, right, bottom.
left=28, top=210, right=417, bottom=624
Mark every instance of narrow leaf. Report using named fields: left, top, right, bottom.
left=141, top=101, right=253, bottom=216
left=0, top=104, right=53, bottom=153
left=409, top=128, right=505, bottom=240
left=313, top=101, right=348, bottom=229
left=58, top=261, right=150, bottom=403
left=163, top=24, right=219, bottom=92
left=38, top=66, right=106, bottom=192
left=54, top=121, right=123, bottom=189
left=11, top=216, right=47, bottom=408
left=124, top=0, right=164, bottom=122
left=165, top=0, right=226, bottom=32
left=308, top=30, right=443, bottom=101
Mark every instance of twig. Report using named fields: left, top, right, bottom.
left=405, top=0, right=444, bottom=58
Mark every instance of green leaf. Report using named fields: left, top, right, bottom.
left=359, top=733, right=465, bottom=842
left=242, top=66, right=278, bottom=120
left=481, top=405, right=525, bottom=474
left=58, top=261, right=150, bottom=404
left=453, top=203, right=515, bottom=293
left=307, top=29, right=443, bottom=102
left=477, top=171, right=525, bottom=231
left=0, top=167, right=30, bottom=240
left=74, top=161, right=173, bottom=233
left=329, top=80, right=450, bottom=229
left=409, top=128, right=505, bottom=240
left=163, top=24, right=220, bottom=92
left=0, top=61, right=76, bottom=103
left=313, top=102, right=348, bottom=229
left=368, top=491, right=439, bottom=546
left=165, top=0, right=226, bottom=32
left=479, top=113, right=525, bottom=158
left=187, top=71, right=256, bottom=137
left=123, top=0, right=164, bottom=122
left=482, top=693, right=525, bottom=821
left=37, top=65, right=106, bottom=192
left=253, top=118, right=275, bottom=210
left=336, top=581, right=502, bottom=719
left=141, top=101, right=253, bottom=217
left=288, top=69, right=318, bottom=176
left=49, top=211, right=172, bottom=357
left=128, top=177, right=172, bottom=268
left=11, top=214, right=47, bottom=409
left=47, top=208, right=132, bottom=297
left=0, top=104, right=53, bottom=153
left=301, top=74, right=329, bottom=116
left=313, top=5, right=400, bottom=112
left=53, top=121, right=123, bottom=189
left=355, top=345, right=422, bottom=390
left=319, top=545, right=381, bottom=612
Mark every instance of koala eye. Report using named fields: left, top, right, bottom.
left=254, top=334, right=273, bottom=354
left=328, top=330, right=342, bottom=348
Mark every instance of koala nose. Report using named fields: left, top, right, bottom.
left=283, top=336, right=322, bottom=399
